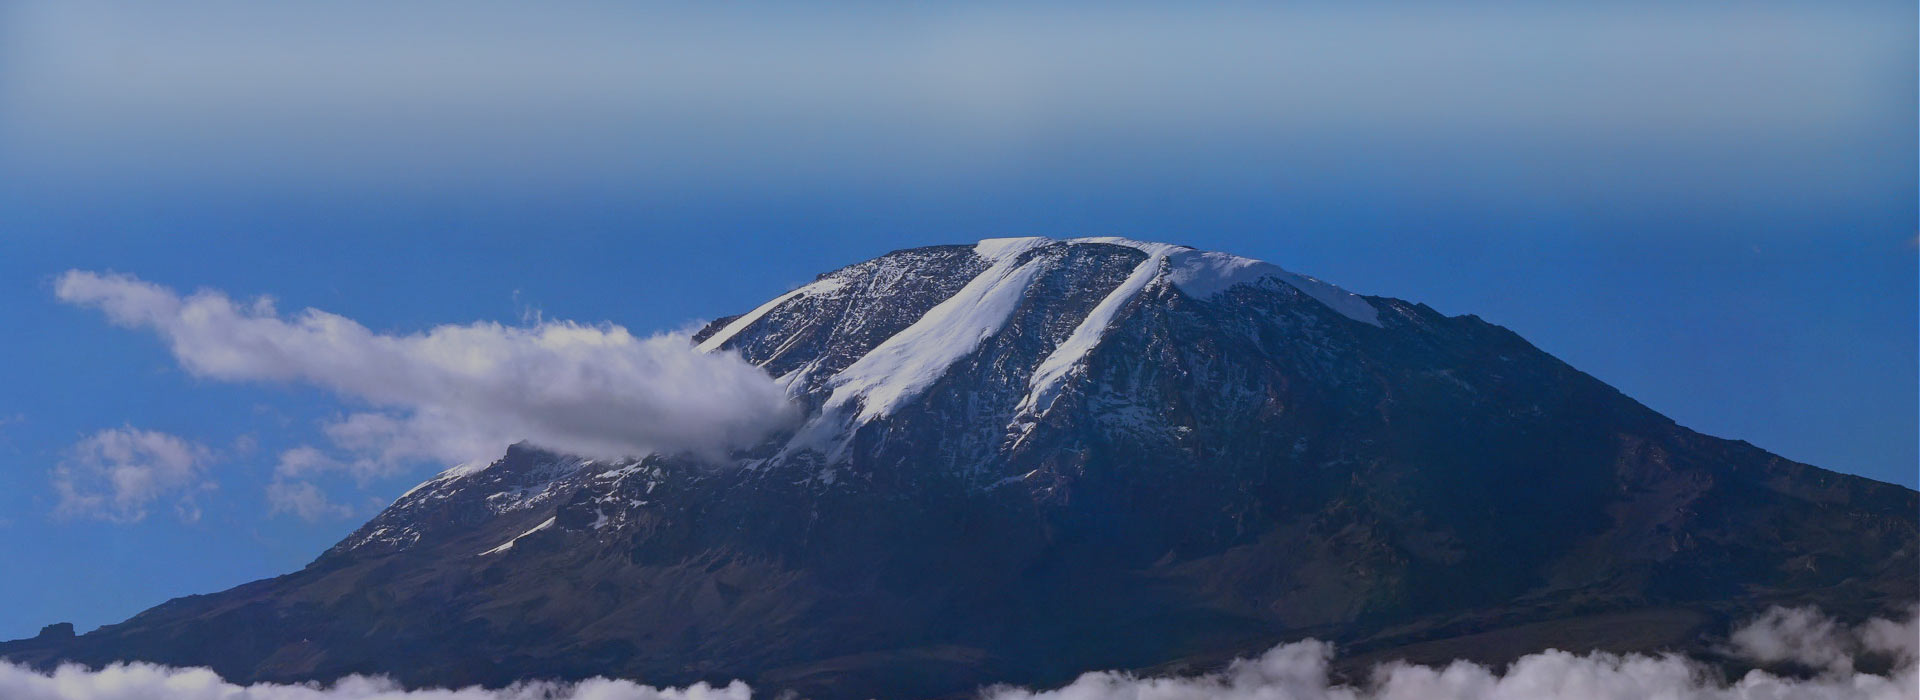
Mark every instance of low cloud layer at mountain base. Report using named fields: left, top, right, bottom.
left=54, top=270, right=799, bottom=472
left=5, top=607, right=1911, bottom=700
left=0, top=664, right=752, bottom=700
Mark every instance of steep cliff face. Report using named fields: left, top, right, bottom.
left=7, top=238, right=1915, bottom=699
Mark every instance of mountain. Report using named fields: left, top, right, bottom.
left=6, top=237, right=1915, bottom=698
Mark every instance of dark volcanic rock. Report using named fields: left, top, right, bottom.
left=5, top=238, right=1914, bottom=699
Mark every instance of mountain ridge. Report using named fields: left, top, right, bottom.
left=6, top=237, right=1914, bottom=699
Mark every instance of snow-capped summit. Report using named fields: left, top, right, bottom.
left=10, top=238, right=1913, bottom=700
left=687, top=237, right=1389, bottom=469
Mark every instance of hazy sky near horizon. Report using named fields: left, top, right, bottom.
left=0, top=0, right=1913, bottom=641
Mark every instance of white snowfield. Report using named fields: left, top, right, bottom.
left=838, top=237, right=1376, bottom=421
left=1164, top=248, right=1381, bottom=326
left=401, top=237, right=1382, bottom=498
left=1015, top=238, right=1183, bottom=418
left=821, top=237, right=1052, bottom=422
left=395, top=459, right=490, bottom=501
left=690, top=236, right=1385, bottom=455
left=695, top=277, right=848, bottom=353
left=329, top=235, right=1371, bottom=478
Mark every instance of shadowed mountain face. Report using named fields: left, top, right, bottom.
left=6, top=238, right=1915, bottom=699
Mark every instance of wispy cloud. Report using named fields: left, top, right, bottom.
left=55, top=270, right=799, bottom=475
left=0, top=413, right=24, bottom=452
left=264, top=479, right=355, bottom=522
left=51, top=427, right=214, bottom=523
left=265, top=447, right=362, bottom=522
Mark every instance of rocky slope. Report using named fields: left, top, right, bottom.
left=6, top=237, right=1915, bottom=699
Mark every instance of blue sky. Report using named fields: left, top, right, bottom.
left=0, top=0, right=1913, bottom=641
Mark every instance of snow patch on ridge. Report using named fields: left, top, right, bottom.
left=696, top=277, right=848, bottom=354
left=396, top=459, right=492, bottom=500
left=1016, top=238, right=1182, bottom=418
left=757, top=236, right=1377, bottom=461
left=1049, top=237, right=1380, bottom=326
left=1166, top=250, right=1380, bottom=326
left=479, top=516, right=556, bottom=556
left=1013, top=237, right=1377, bottom=426
left=822, top=237, right=1052, bottom=422
left=973, top=236, right=1051, bottom=261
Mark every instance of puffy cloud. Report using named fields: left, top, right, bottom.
left=1, top=608, right=1912, bottom=700
left=1728, top=606, right=1854, bottom=674
left=51, top=427, right=214, bottom=523
left=1859, top=614, right=1920, bottom=666
left=55, top=270, right=800, bottom=472
left=1728, top=605, right=1920, bottom=675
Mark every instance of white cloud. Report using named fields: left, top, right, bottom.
left=0, top=607, right=1911, bottom=700
left=272, top=445, right=367, bottom=481
left=983, top=606, right=1920, bottom=700
left=1728, top=606, right=1853, bottom=674
left=55, top=270, right=800, bottom=474
left=1728, top=605, right=1920, bottom=676
left=51, top=427, right=214, bottom=523
left=265, top=480, right=354, bottom=522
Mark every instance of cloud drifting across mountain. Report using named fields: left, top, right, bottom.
left=54, top=270, right=799, bottom=477
left=1, top=607, right=1911, bottom=700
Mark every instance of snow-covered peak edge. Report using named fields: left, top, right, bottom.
left=826, top=242, right=1049, bottom=422
left=973, top=236, right=1053, bottom=261
left=1066, top=237, right=1380, bottom=327
left=702, top=237, right=1377, bottom=363
left=696, top=277, right=850, bottom=353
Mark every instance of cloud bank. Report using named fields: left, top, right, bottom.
left=986, top=606, right=1918, bottom=700
left=55, top=271, right=798, bottom=476
left=51, top=427, right=214, bottom=523
left=0, top=664, right=751, bottom=700
left=1727, top=606, right=1919, bottom=677
left=989, top=646, right=1914, bottom=700
left=1, top=607, right=1911, bottom=700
